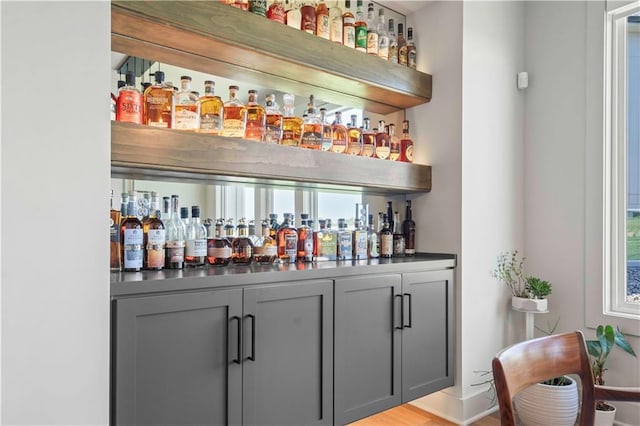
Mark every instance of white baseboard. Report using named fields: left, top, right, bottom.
left=409, top=387, right=498, bottom=425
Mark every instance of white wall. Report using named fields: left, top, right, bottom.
left=1, top=2, right=110, bottom=424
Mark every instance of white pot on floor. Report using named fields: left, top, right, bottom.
left=514, top=376, right=578, bottom=426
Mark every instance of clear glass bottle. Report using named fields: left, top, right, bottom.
left=281, top=94, right=303, bottom=147
left=172, top=76, right=200, bottom=130
left=397, top=22, right=408, bottom=66
left=116, top=70, right=143, bottom=124
left=352, top=218, right=368, bottom=260
left=330, top=111, right=348, bottom=153
left=319, top=108, right=333, bottom=151
left=121, top=190, right=144, bottom=272
left=403, top=200, right=416, bottom=256
left=244, top=89, right=266, bottom=141
left=387, top=18, right=398, bottom=64
left=277, top=212, right=298, bottom=263
left=354, top=0, right=367, bottom=53
left=367, top=213, right=379, bottom=259
left=342, top=0, right=356, bottom=48
left=165, top=194, right=186, bottom=269
left=346, top=114, right=362, bottom=155
left=180, top=207, right=190, bottom=229
left=301, top=0, right=316, bottom=34
left=143, top=191, right=165, bottom=270
left=388, top=123, right=401, bottom=161
left=231, top=218, right=254, bottom=265
left=407, top=27, right=417, bottom=69
left=329, top=0, right=343, bottom=44
left=144, top=70, right=173, bottom=128
left=360, top=117, right=375, bottom=157
left=399, top=120, right=414, bottom=163
left=376, top=8, right=389, bottom=60
left=110, top=190, right=122, bottom=272
left=207, top=218, right=232, bottom=266
left=263, top=94, right=283, bottom=144
left=198, top=80, right=224, bottom=135
left=185, top=206, right=207, bottom=267
left=365, top=3, right=378, bottom=56
left=266, top=0, right=286, bottom=23
left=374, top=120, right=391, bottom=160
left=253, top=219, right=278, bottom=264
left=300, top=95, right=323, bottom=150
left=297, top=213, right=314, bottom=262
left=379, top=213, right=393, bottom=258
left=285, top=0, right=302, bottom=29
left=160, top=196, right=170, bottom=222
left=392, top=211, right=405, bottom=256
left=221, top=85, right=247, bottom=138
left=316, top=0, right=330, bottom=39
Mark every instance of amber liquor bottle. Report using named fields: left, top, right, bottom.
left=374, top=120, right=391, bottom=160
left=277, top=213, right=298, bottom=263
left=172, top=76, right=200, bottom=130
left=342, top=0, right=356, bottom=48
left=281, top=94, right=303, bottom=147
left=399, top=120, right=414, bottom=163
left=116, top=70, right=143, bottom=124
left=110, top=190, right=122, bottom=272
left=143, top=192, right=165, bottom=270
left=300, top=95, right=323, bottom=150
left=360, top=117, right=375, bottom=158
left=253, top=219, right=278, bottom=264
left=144, top=71, right=173, bottom=128
left=392, top=211, right=405, bottom=256
left=231, top=218, right=254, bottom=265
left=297, top=213, right=314, bottom=262
left=263, top=94, right=283, bottom=144
left=244, top=89, right=266, bottom=141
left=316, top=0, right=330, bottom=39
left=198, top=80, right=224, bottom=135
left=207, top=218, right=232, bottom=266
left=121, top=190, right=144, bottom=272
left=319, top=108, right=333, bottom=151
left=379, top=214, right=393, bottom=258
left=221, top=85, right=247, bottom=138
left=330, top=111, right=348, bottom=153
left=346, top=114, right=362, bottom=155
left=403, top=200, right=416, bottom=256
left=388, top=123, right=401, bottom=161
left=407, top=27, right=417, bottom=69
left=165, top=195, right=186, bottom=269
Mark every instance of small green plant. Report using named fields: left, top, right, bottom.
left=527, top=277, right=552, bottom=299
left=492, top=251, right=528, bottom=297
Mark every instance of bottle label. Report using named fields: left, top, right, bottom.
left=249, top=0, right=267, bottom=16
left=375, top=145, right=390, bottom=160
left=354, top=232, right=368, bottom=259
left=208, top=246, right=232, bottom=258
left=186, top=239, right=207, bottom=257
left=366, top=32, right=379, bottom=54
left=330, top=19, right=343, bottom=43
left=355, top=26, right=367, bottom=50
left=380, top=234, right=393, bottom=256
left=301, top=5, right=316, bottom=33
left=286, top=9, right=302, bottom=29
left=343, top=26, right=356, bottom=48
left=146, top=246, right=165, bottom=269
left=166, top=240, right=186, bottom=263
left=388, top=43, right=398, bottom=63
left=264, top=123, right=283, bottom=143
left=393, top=235, right=405, bottom=255
left=266, top=4, right=286, bottom=23
left=408, top=50, right=417, bottom=69
left=317, top=14, right=330, bottom=39
left=301, top=131, right=322, bottom=148
left=285, top=233, right=298, bottom=260
left=304, top=237, right=314, bottom=259
left=221, top=119, right=245, bottom=138
left=124, top=247, right=143, bottom=269
left=405, top=143, right=414, bottom=162
left=147, top=229, right=165, bottom=245
left=200, top=114, right=222, bottom=133
left=338, top=233, right=353, bottom=260
left=399, top=46, right=408, bottom=65
left=320, top=235, right=337, bottom=260
left=174, top=105, right=199, bottom=130
left=281, top=129, right=300, bottom=146
left=117, top=90, right=143, bottom=124
left=361, top=143, right=375, bottom=157
left=124, top=228, right=143, bottom=245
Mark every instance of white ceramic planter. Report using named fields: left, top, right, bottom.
left=512, top=296, right=548, bottom=312
left=594, top=404, right=616, bottom=426
left=514, top=376, right=578, bottom=426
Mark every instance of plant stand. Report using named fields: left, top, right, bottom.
left=513, top=307, right=548, bottom=340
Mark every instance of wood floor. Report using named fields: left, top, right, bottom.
left=349, top=403, right=501, bottom=426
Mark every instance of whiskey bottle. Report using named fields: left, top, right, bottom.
left=365, top=3, right=378, bottom=55
left=346, top=114, right=362, bottom=155
left=342, top=0, right=356, bottom=48
left=224, top=218, right=236, bottom=244
left=207, top=218, right=232, bottom=266
left=337, top=218, right=353, bottom=261
left=172, top=76, right=200, bottom=130
left=110, top=190, right=122, bottom=272
left=277, top=213, right=298, bottom=263
left=387, top=18, right=398, bottom=64
left=263, top=94, right=283, bottom=144
left=399, top=120, right=414, bottom=163
left=221, top=85, right=247, bottom=138
left=297, top=213, right=314, bottom=262
left=316, top=0, right=330, bottom=39
left=116, top=70, right=143, bottom=124
left=330, top=111, right=348, bottom=153
left=143, top=192, right=165, bottom=270
left=231, top=218, right=254, bottom=265
left=377, top=8, right=389, bottom=60
left=244, top=89, right=266, bottom=141
left=281, top=94, right=303, bottom=147
left=266, top=0, right=286, bottom=23
left=360, top=117, right=375, bottom=158
left=392, top=211, right=405, bottom=256
left=379, top=214, right=393, bottom=258
left=388, top=123, right=401, bottom=161
left=352, top=219, right=368, bottom=260
left=407, top=27, right=417, bottom=69
left=319, top=108, right=333, bottom=151
left=253, top=219, right=278, bottom=264
left=300, top=95, right=323, bottom=150
left=249, top=0, right=267, bottom=16
left=121, top=190, right=144, bottom=272
left=403, top=200, right=416, bottom=256
left=301, top=0, right=316, bottom=34
left=397, top=23, right=408, bottom=66
left=374, top=120, right=391, bottom=160
left=285, top=0, right=302, bottom=29
left=165, top=194, right=186, bottom=269
left=329, top=0, right=343, bottom=44
left=354, top=0, right=367, bottom=53
left=367, top=213, right=379, bottom=259
left=185, top=206, right=207, bottom=267
left=198, top=80, right=224, bottom=135
left=144, top=70, right=173, bottom=128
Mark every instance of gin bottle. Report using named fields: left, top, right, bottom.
left=329, top=0, right=343, bottom=44
left=337, top=218, right=353, bottom=261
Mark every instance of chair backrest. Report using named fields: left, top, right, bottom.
left=492, top=331, right=595, bottom=426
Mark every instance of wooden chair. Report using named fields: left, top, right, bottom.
left=492, top=331, right=640, bottom=425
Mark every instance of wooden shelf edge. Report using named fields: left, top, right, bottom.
left=111, top=121, right=432, bottom=194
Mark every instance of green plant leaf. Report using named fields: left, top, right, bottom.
left=613, top=327, right=638, bottom=357
left=586, top=340, right=602, bottom=358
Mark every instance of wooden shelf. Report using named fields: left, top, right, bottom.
left=111, top=121, right=431, bottom=194
left=111, top=1, right=432, bottom=115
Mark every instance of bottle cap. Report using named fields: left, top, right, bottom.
left=154, top=71, right=165, bottom=83
left=204, top=80, right=215, bottom=86
left=191, top=206, right=200, bottom=217
left=229, top=85, right=239, bottom=90
left=180, top=75, right=192, bottom=81
left=301, top=213, right=310, bottom=220
left=180, top=207, right=189, bottom=219
left=125, top=70, right=136, bottom=86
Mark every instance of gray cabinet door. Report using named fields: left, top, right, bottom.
left=242, top=280, right=333, bottom=426
left=334, top=274, right=402, bottom=425
left=113, top=289, right=243, bottom=426
left=401, top=269, right=454, bottom=402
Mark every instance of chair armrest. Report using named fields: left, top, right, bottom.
left=595, top=385, right=640, bottom=402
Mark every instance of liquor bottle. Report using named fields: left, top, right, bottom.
left=319, top=108, right=333, bottom=151
left=231, top=218, right=254, bottom=265
left=207, top=218, right=232, bottom=266
left=399, top=120, right=414, bottom=163
left=277, top=213, right=298, bottom=263
left=300, top=95, right=323, bottom=150
left=266, top=0, right=286, bottom=23
left=143, top=191, right=165, bottom=270
left=116, top=70, right=143, bottom=124
left=403, top=200, right=416, bottom=256
left=180, top=207, right=190, bottom=229
left=367, top=213, right=379, bottom=259
left=269, top=213, right=280, bottom=241
left=365, top=3, right=378, bottom=56
left=387, top=18, right=398, bottom=63
left=337, top=218, right=353, bottom=261
left=388, top=123, right=401, bottom=161
left=407, top=27, right=417, bottom=69
left=120, top=192, right=129, bottom=218
left=392, top=211, right=405, bottom=256
left=184, top=206, right=207, bottom=267
left=220, top=85, right=246, bottom=137
left=285, top=0, right=302, bottom=29
left=120, top=190, right=144, bottom=272
left=330, top=111, right=348, bottom=153
left=301, top=0, right=316, bottom=34
left=329, top=0, right=343, bottom=44
left=318, top=219, right=338, bottom=261
left=171, top=76, right=200, bottom=130
left=253, top=219, right=278, bottom=264
left=352, top=219, right=368, bottom=260
left=360, top=117, right=375, bottom=157
left=263, top=94, right=283, bottom=143
left=316, top=0, right=330, bottom=39
left=379, top=214, right=393, bottom=258
left=297, top=213, right=314, bottom=262
left=377, top=8, right=389, bottom=60
left=198, top=80, right=224, bottom=135
left=281, top=94, right=303, bottom=147
left=244, top=89, right=266, bottom=141
left=342, top=0, right=356, bottom=48
left=397, top=23, right=408, bottom=66
left=224, top=218, right=236, bottom=243
left=144, top=70, right=173, bottom=128
left=165, top=194, right=186, bottom=269
left=249, top=0, right=267, bottom=16
left=248, top=220, right=258, bottom=245
left=386, top=201, right=394, bottom=233
left=374, top=120, right=391, bottom=160
left=354, top=0, right=367, bottom=53
left=139, top=192, right=151, bottom=221
left=110, top=190, right=122, bottom=272
left=346, top=114, right=362, bottom=155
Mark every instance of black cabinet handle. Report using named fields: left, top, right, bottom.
left=246, top=314, right=256, bottom=362
left=394, top=294, right=404, bottom=330
left=230, top=316, right=241, bottom=364
left=403, top=293, right=412, bottom=328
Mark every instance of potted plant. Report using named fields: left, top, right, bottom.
left=586, top=325, right=638, bottom=426
left=492, top=251, right=552, bottom=312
